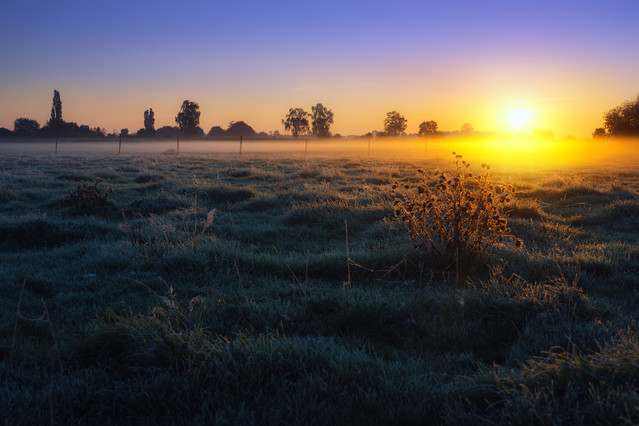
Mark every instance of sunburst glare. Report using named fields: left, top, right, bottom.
left=507, top=108, right=534, bottom=130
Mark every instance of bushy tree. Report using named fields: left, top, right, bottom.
left=592, top=128, right=606, bottom=138
left=207, top=126, right=226, bottom=137
left=156, top=126, right=180, bottom=138
left=120, top=128, right=129, bottom=137
left=418, top=120, right=438, bottom=137
left=226, top=121, right=257, bottom=137
left=144, top=108, right=156, bottom=135
left=282, top=108, right=310, bottom=138
left=13, top=118, right=40, bottom=136
left=604, top=95, right=639, bottom=136
left=461, top=123, right=474, bottom=134
left=311, top=103, right=334, bottom=138
left=175, top=100, right=201, bottom=136
left=384, top=111, right=407, bottom=136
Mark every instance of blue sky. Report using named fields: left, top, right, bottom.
left=2, top=0, right=638, bottom=136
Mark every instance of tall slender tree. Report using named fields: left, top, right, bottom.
left=50, top=90, right=62, bottom=122
left=144, top=108, right=156, bottom=135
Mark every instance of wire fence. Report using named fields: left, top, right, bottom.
left=0, top=136, right=440, bottom=158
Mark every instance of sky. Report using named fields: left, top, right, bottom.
left=1, top=0, right=638, bottom=138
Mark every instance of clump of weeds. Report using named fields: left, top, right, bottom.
left=64, top=178, right=112, bottom=214
left=392, top=153, right=523, bottom=275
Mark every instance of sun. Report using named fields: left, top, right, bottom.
left=507, top=108, right=534, bottom=130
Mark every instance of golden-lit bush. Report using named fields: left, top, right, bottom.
left=392, top=153, right=522, bottom=269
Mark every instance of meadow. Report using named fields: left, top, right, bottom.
left=1, top=150, right=638, bottom=424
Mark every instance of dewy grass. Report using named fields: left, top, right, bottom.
left=0, top=153, right=638, bottom=424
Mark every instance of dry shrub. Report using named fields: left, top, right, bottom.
left=64, top=178, right=112, bottom=213
left=392, top=153, right=522, bottom=270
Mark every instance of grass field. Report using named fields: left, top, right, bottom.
left=1, top=152, right=638, bottom=424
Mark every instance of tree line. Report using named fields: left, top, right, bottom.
left=3, top=90, right=639, bottom=140
left=0, top=90, right=479, bottom=140
left=8, top=90, right=107, bottom=139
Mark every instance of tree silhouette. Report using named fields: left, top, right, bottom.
left=207, top=126, right=226, bottom=137
left=120, top=128, right=129, bottom=137
left=461, top=123, right=474, bottom=134
left=14, top=118, right=40, bottom=136
left=311, top=103, right=334, bottom=138
left=50, top=90, right=62, bottom=122
left=604, top=95, right=639, bottom=136
left=144, top=108, right=156, bottom=135
left=282, top=108, right=310, bottom=138
left=156, top=126, right=180, bottom=138
left=592, top=128, right=606, bottom=138
left=175, top=100, right=201, bottom=136
left=418, top=120, right=438, bottom=137
left=384, top=111, right=407, bottom=136
left=227, top=121, right=257, bottom=137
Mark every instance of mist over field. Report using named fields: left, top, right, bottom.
left=2, top=136, right=638, bottom=170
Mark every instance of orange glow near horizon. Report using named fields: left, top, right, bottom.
left=326, top=136, right=639, bottom=171
left=0, top=82, right=626, bottom=140
left=421, top=138, right=639, bottom=171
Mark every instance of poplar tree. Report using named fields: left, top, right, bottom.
left=50, top=90, right=62, bottom=122
left=144, top=108, right=156, bottom=135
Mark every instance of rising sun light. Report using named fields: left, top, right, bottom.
left=507, top=108, right=534, bottom=130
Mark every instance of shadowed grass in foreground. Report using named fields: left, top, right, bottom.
left=0, top=153, right=638, bottom=424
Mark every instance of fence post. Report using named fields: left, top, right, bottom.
left=118, top=135, right=122, bottom=155
left=368, top=137, right=371, bottom=156
left=239, top=136, right=243, bottom=155
left=424, top=138, right=427, bottom=157
left=55, top=137, right=58, bottom=155
left=177, top=136, right=180, bottom=155
left=305, top=139, right=308, bottom=155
